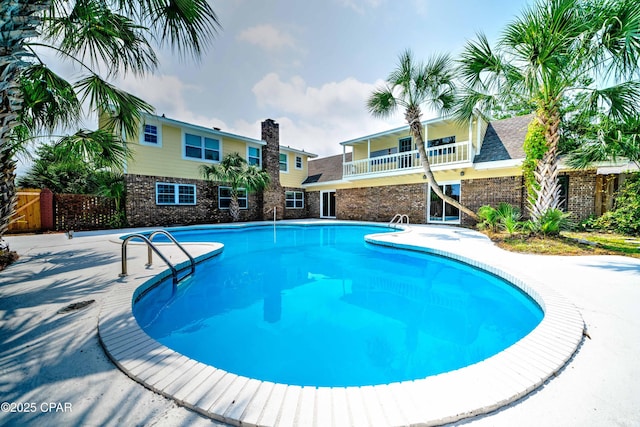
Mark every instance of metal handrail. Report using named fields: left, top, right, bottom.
left=120, top=230, right=195, bottom=292
left=120, top=234, right=178, bottom=285
left=389, top=214, right=410, bottom=228
left=148, top=230, right=195, bottom=277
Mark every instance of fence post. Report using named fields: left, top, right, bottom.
left=40, top=188, right=54, bottom=231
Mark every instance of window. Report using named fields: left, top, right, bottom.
left=144, top=124, right=158, bottom=143
left=559, top=175, right=569, bottom=211
left=279, top=153, right=288, bottom=172
left=185, top=133, right=220, bottom=161
left=285, top=191, right=304, bottom=209
left=248, top=147, right=261, bottom=166
left=141, top=123, right=161, bottom=146
left=155, top=183, right=196, bottom=205
left=427, top=135, right=456, bottom=155
left=370, top=147, right=397, bottom=167
left=295, top=155, right=303, bottom=169
left=219, top=187, right=247, bottom=209
left=371, top=147, right=397, bottom=158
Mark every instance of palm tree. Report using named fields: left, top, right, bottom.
left=368, top=50, right=479, bottom=221
left=455, top=0, right=640, bottom=222
left=0, top=0, right=220, bottom=242
left=566, top=115, right=640, bottom=169
left=201, top=153, right=271, bottom=222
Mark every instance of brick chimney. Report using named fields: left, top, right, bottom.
left=261, top=119, right=284, bottom=220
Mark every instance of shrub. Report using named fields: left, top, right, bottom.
left=477, top=203, right=521, bottom=235
left=524, top=208, right=571, bottom=236
left=590, top=172, right=640, bottom=235
left=477, top=205, right=500, bottom=232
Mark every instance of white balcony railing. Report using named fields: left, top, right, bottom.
left=343, top=141, right=471, bottom=178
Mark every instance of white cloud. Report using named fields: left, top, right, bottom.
left=237, top=25, right=297, bottom=51
left=251, top=73, right=403, bottom=156
left=336, top=0, right=383, bottom=14
left=253, top=72, right=382, bottom=119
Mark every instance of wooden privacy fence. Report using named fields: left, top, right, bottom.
left=54, top=193, right=117, bottom=231
left=8, top=189, right=43, bottom=233
left=9, top=189, right=118, bottom=233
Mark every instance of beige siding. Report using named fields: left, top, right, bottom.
left=279, top=151, right=311, bottom=187
left=126, top=121, right=266, bottom=180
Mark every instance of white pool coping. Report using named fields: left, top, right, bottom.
left=98, top=222, right=584, bottom=426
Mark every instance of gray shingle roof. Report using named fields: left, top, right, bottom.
left=474, top=114, right=534, bottom=163
left=303, top=152, right=352, bottom=184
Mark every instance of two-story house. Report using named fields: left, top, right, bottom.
left=302, top=113, right=623, bottom=225
left=106, top=113, right=317, bottom=227
left=108, top=111, right=628, bottom=228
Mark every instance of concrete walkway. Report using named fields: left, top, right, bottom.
left=1, top=223, right=639, bottom=426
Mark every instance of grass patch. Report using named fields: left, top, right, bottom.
left=485, top=231, right=640, bottom=258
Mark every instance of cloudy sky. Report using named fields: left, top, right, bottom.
left=20, top=0, right=532, bottom=174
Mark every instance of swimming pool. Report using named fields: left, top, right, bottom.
left=99, top=221, right=584, bottom=426
left=133, top=224, right=542, bottom=387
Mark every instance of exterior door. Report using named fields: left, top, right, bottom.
left=428, top=183, right=460, bottom=223
left=321, top=191, right=336, bottom=218
left=399, top=137, right=413, bottom=168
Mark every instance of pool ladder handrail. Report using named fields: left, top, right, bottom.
left=120, top=230, right=195, bottom=289
left=389, top=213, right=410, bottom=228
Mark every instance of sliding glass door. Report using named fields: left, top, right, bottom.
left=428, top=183, right=460, bottom=223
left=321, top=191, right=336, bottom=218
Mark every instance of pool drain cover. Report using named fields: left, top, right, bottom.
left=57, top=300, right=95, bottom=314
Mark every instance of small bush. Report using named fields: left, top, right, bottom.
left=477, top=203, right=522, bottom=235
left=525, top=208, right=572, bottom=236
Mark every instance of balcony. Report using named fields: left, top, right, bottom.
left=343, top=141, right=471, bottom=178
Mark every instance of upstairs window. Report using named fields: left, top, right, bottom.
left=285, top=191, right=304, bottom=209
left=185, top=133, right=220, bottom=161
left=279, top=153, right=288, bottom=172
left=156, top=183, right=196, bottom=205
left=141, top=123, right=161, bottom=146
left=295, top=155, right=303, bottom=169
left=248, top=147, right=261, bottom=166
left=427, top=135, right=456, bottom=155
left=144, top=124, right=158, bottom=143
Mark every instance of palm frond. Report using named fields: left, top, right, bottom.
left=123, top=0, right=221, bottom=60
left=367, top=87, right=397, bottom=118
left=74, top=74, right=154, bottom=138
left=55, top=129, right=131, bottom=169
left=43, top=0, right=158, bottom=76
left=583, top=81, right=640, bottom=120
left=595, top=0, right=640, bottom=80
left=19, top=64, right=81, bottom=132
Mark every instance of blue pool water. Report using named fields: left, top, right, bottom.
left=133, top=224, right=543, bottom=387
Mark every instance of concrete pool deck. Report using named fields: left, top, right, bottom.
left=1, top=221, right=639, bottom=426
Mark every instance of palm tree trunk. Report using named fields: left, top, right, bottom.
left=529, top=110, right=562, bottom=221
left=229, top=196, right=241, bottom=222
left=0, top=1, right=48, bottom=239
left=406, top=107, right=479, bottom=222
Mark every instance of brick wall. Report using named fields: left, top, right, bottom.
left=335, top=184, right=428, bottom=223
left=307, top=191, right=320, bottom=218
left=125, top=174, right=262, bottom=227
left=460, top=172, right=596, bottom=224
left=460, top=176, right=526, bottom=225
left=562, top=170, right=596, bottom=221
left=282, top=187, right=309, bottom=220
